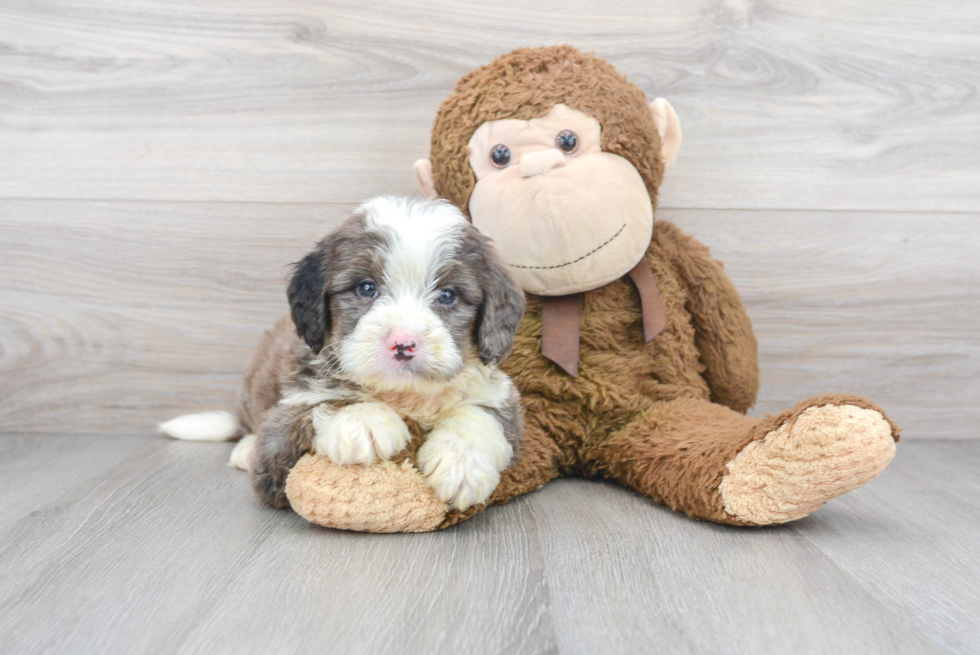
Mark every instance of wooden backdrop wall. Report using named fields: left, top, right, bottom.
left=1, top=0, right=977, bottom=439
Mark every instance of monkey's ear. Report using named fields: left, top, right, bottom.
left=287, top=250, right=329, bottom=353
left=414, top=158, right=437, bottom=198
left=649, top=98, right=682, bottom=169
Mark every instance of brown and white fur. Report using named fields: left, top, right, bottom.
left=162, top=196, right=526, bottom=511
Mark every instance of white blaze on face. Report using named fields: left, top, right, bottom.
left=467, top=103, right=654, bottom=296
left=338, top=197, right=468, bottom=391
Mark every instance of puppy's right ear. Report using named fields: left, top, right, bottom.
left=477, top=247, right=526, bottom=366
left=288, top=249, right=329, bottom=353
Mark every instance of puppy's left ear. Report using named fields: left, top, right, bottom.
left=288, top=249, right=329, bottom=353
left=477, top=244, right=526, bottom=366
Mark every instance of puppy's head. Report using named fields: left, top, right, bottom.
left=288, top=196, right=525, bottom=392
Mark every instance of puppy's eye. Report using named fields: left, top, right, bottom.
left=437, top=288, right=457, bottom=306
left=556, top=130, right=578, bottom=154
left=355, top=280, right=378, bottom=299
left=490, top=144, right=511, bottom=168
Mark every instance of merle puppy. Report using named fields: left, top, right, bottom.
left=163, top=197, right=526, bottom=511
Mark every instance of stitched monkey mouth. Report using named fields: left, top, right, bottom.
left=507, top=223, right=626, bottom=271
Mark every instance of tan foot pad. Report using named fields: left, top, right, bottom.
left=285, top=454, right=449, bottom=533
left=719, top=404, right=896, bottom=525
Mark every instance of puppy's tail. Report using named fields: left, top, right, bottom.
left=159, top=411, right=242, bottom=442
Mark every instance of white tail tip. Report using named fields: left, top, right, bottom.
left=159, top=411, right=241, bottom=442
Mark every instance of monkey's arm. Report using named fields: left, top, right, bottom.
left=654, top=221, right=759, bottom=413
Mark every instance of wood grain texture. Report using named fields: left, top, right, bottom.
left=1, top=0, right=978, bottom=210
left=0, top=435, right=976, bottom=654
left=2, top=199, right=976, bottom=438
left=795, top=443, right=980, bottom=655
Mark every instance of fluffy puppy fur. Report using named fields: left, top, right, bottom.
left=219, top=196, right=526, bottom=511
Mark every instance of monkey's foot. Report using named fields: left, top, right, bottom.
left=719, top=404, right=897, bottom=525
left=285, top=454, right=449, bottom=533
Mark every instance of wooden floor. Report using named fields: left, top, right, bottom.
left=0, top=436, right=976, bottom=655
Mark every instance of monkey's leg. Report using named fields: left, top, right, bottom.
left=595, top=395, right=899, bottom=525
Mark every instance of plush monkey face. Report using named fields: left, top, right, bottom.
left=465, top=103, right=654, bottom=295
left=416, top=46, right=681, bottom=296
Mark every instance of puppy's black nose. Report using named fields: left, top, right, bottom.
left=394, top=343, right=416, bottom=361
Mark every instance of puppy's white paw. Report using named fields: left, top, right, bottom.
left=228, top=434, right=256, bottom=471
left=418, top=408, right=513, bottom=510
left=419, top=436, right=500, bottom=510
left=312, top=402, right=411, bottom=465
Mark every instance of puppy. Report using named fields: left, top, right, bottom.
left=162, top=197, right=526, bottom=511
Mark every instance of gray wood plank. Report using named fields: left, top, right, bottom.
left=176, top=498, right=556, bottom=655
left=0, top=437, right=287, bottom=654
left=0, top=199, right=342, bottom=436
left=0, top=436, right=557, bottom=655
left=2, top=200, right=976, bottom=438
left=0, top=434, right=150, bottom=521
left=791, top=442, right=980, bottom=655
left=529, top=478, right=950, bottom=655
left=1, top=0, right=978, bottom=211
left=2, top=436, right=976, bottom=654
left=891, top=441, right=980, bottom=508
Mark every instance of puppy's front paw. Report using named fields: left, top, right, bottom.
left=418, top=411, right=512, bottom=510
left=312, top=403, right=411, bottom=465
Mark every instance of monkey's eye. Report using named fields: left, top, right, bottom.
left=437, top=288, right=457, bottom=306
left=556, top=130, right=578, bottom=154
left=355, top=280, right=378, bottom=299
left=490, top=144, right=512, bottom=168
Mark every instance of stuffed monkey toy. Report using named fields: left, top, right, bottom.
left=284, top=46, right=899, bottom=532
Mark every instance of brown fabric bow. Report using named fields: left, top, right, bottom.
left=540, top=260, right=666, bottom=377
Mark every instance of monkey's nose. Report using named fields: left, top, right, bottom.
left=520, top=148, right=566, bottom=178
